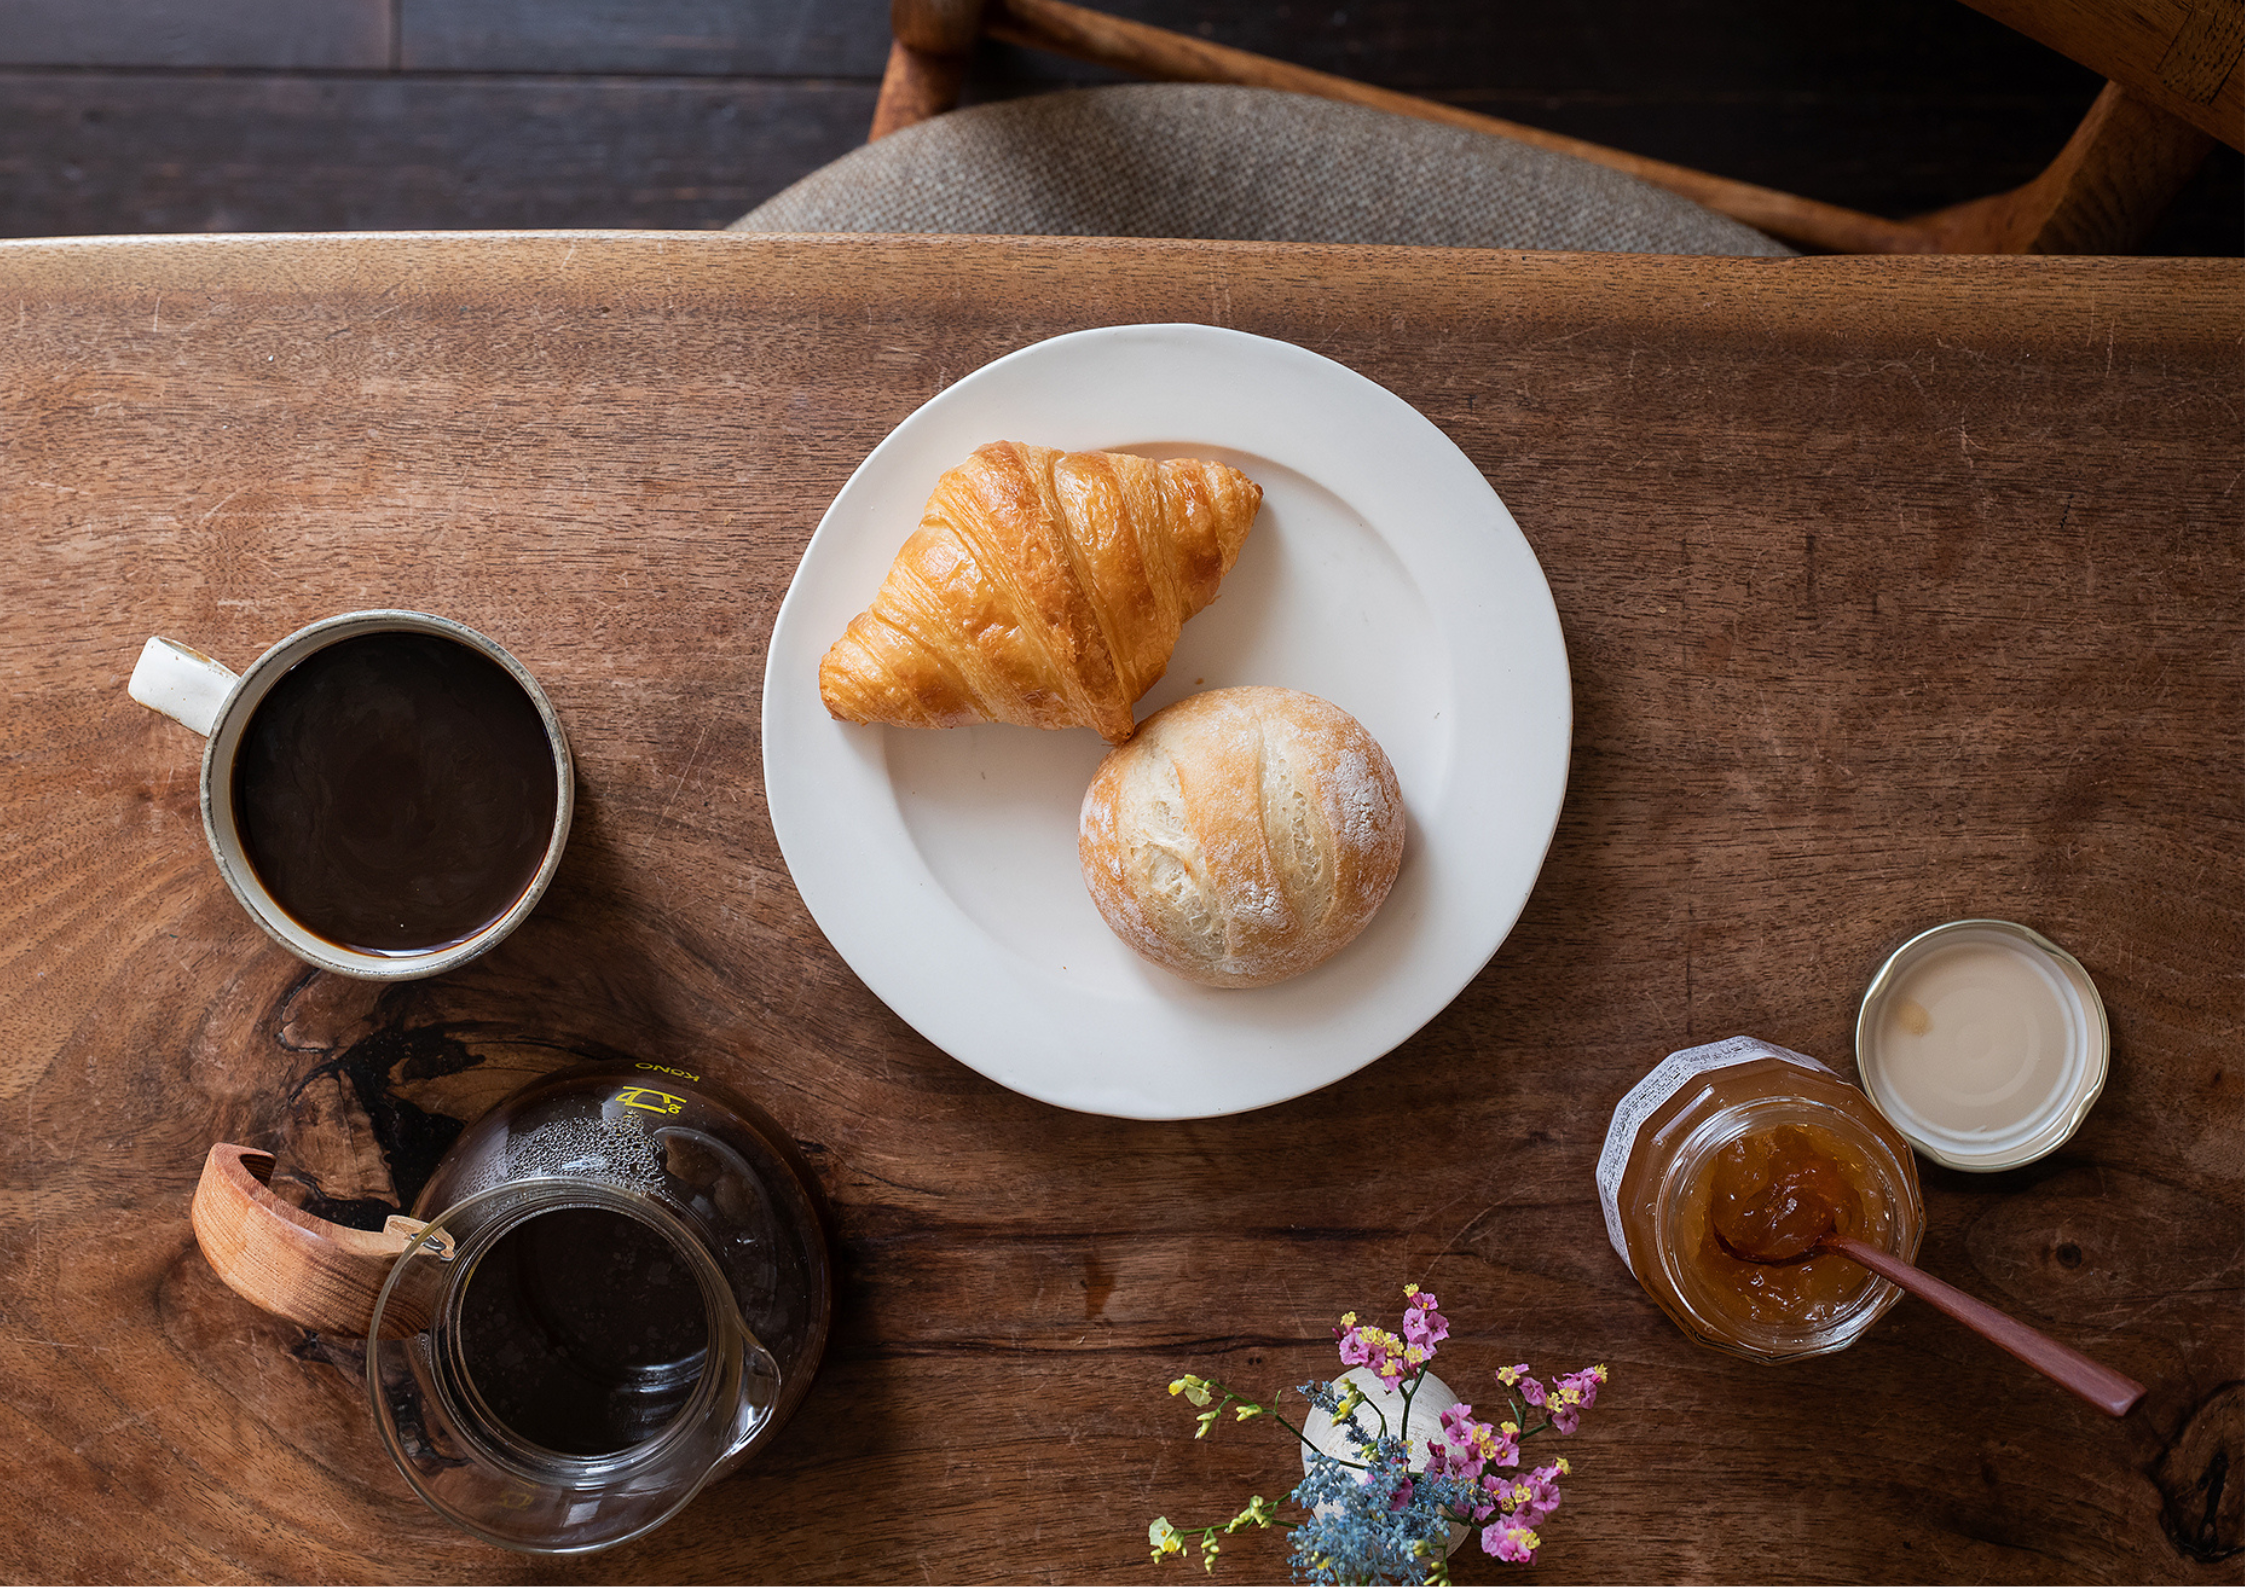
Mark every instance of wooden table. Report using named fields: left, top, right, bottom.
left=1, top=233, right=2238, bottom=1584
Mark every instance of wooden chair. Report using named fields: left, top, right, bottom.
left=865, top=0, right=2238, bottom=253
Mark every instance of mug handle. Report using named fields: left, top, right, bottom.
left=190, top=1144, right=451, bottom=1338
left=129, top=636, right=239, bottom=737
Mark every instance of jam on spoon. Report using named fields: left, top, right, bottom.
left=1709, top=1127, right=1857, bottom=1264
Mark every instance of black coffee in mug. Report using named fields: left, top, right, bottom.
left=231, top=630, right=559, bottom=953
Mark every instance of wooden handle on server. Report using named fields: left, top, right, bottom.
left=190, top=1144, right=445, bottom=1338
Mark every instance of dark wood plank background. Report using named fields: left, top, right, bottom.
left=0, top=0, right=2235, bottom=252
left=0, top=234, right=2238, bottom=1584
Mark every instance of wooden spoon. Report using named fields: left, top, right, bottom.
left=1714, top=1181, right=2146, bottom=1418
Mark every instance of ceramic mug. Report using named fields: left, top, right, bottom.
left=129, top=609, right=574, bottom=980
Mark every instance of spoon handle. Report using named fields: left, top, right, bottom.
left=1824, top=1232, right=2146, bottom=1418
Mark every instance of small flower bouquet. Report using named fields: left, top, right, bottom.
left=1148, top=1286, right=1607, bottom=1585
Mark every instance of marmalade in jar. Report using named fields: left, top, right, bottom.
left=1596, top=1037, right=1924, bottom=1363
left=1693, top=1123, right=1879, bottom=1328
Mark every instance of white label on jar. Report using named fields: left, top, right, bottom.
left=1594, top=1036, right=1835, bottom=1273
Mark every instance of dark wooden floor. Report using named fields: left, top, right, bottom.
left=0, top=0, right=2236, bottom=253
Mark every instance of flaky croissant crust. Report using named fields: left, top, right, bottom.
left=818, top=441, right=1262, bottom=744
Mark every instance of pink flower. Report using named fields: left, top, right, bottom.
left=1431, top=1401, right=1524, bottom=1482
left=1487, top=1424, right=1520, bottom=1468
left=1495, top=1362, right=1548, bottom=1410
left=1373, top=1352, right=1407, bottom=1387
left=1429, top=1403, right=1501, bottom=1481
left=1544, top=1368, right=1604, bottom=1433
left=1334, top=1314, right=1413, bottom=1385
left=1556, top=1365, right=1607, bottom=1409
left=1483, top=1523, right=1541, bottom=1564
left=1507, top=1465, right=1564, bottom=1531
left=1335, top=1325, right=1371, bottom=1369
left=1401, top=1286, right=1450, bottom=1353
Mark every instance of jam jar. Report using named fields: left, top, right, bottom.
left=1596, top=1036, right=1924, bottom=1362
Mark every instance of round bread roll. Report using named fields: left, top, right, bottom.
left=1078, top=686, right=1405, bottom=989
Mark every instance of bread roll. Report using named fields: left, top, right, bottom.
left=1078, top=687, right=1405, bottom=989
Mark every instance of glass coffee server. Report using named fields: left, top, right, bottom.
left=192, top=1059, right=832, bottom=1553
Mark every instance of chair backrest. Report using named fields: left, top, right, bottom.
left=735, top=84, right=1796, bottom=255
left=870, top=0, right=2237, bottom=253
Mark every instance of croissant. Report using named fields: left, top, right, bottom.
left=818, top=441, right=1262, bottom=744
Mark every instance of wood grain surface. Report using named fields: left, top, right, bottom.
left=0, top=233, right=2239, bottom=1584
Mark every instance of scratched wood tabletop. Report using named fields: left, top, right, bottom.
left=0, top=234, right=2239, bottom=1584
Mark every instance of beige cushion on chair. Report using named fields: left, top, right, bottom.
left=731, top=83, right=1791, bottom=256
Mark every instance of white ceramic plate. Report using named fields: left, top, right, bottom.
left=762, top=325, right=1569, bottom=1119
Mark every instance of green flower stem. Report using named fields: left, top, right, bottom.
left=1269, top=1408, right=1367, bottom=1467
left=1187, top=1378, right=1372, bottom=1472
left=1165, top=1517, right=1303, bottom=1534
